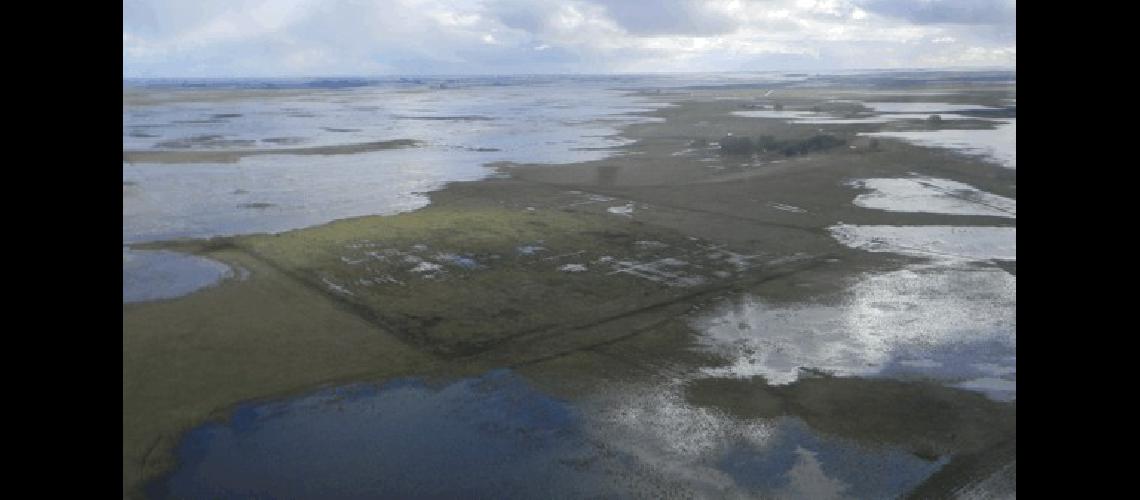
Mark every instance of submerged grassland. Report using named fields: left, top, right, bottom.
left=124, top=80, right=1016, bottom=499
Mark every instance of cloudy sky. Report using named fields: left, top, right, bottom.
left=123, top=0, right=1015, bottom=77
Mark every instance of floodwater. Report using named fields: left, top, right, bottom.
left=150, top=370, right=948, bottom=499
left=124, top=77, right=676, bottom=302
left=123, top=247, right=236, bottom=303
left=731, top=99, right=1016, bottom=169
left=732, top=101, right=1001, bottom=125
left=732, top=109, right=983, bottom=125
left=124, top=80, right=672, bottom=244
left=859, top=102, right=999, bottom=114
left=861, top=119, right=1017, bottom=169
left=850, top=176, right=1016, bottom=218
left=828, top=225, right=1016, bottom=262
left=149, top=371, right=610, bottom=499
left=693, top=265, right=1015, bottom=401
left=691, top=164, right=1016, bottom=401
left=126, top=71, right=1016, bottom=496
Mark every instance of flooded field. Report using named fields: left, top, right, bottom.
left=150, top=370, right=969, bottom=499
left=849, top=176, right=1016, bottom=218
left=862, top=120, right=1017, bottom=169
left=123, top=248, right=238, bottom=303
left=123, top=78, right=673, bottom=245
left=124, top=71, right=1015, bottom=498
left=731, top=98, right=1016, bottom=169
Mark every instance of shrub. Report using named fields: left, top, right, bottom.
left=800, top=134, right=846, bottom=152
left=718, top=135, right=754, bottom=155
left=720, top=134, right=846, bottom=157
left=754, top=135, right=780, bottom=152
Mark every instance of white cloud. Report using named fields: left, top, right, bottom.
left=123, top=0, right=1015, bottom=76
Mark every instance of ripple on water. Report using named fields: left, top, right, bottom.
left=578, top=380, right=948, bottom=497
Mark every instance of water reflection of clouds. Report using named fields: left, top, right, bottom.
left=715, top=419, right=946, bottom=499
left=156, top=368, right=948, bottom=498
left=123, top=83, right=670, bottom=244
left=850, top=176, right=1016, bottom=218
left=694, top=264, right=1016, bottom=399
left=581, top=381, right=945, bottom=498
left=829, top=225, right=1015, bottom=262
left=695, top=167, right=1016, bottom=400
left=862, top=119, right=1017, bottom=169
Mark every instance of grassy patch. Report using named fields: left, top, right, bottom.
left=238, top=206, right=755, bottom=357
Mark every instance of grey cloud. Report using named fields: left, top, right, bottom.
left=124, top=0, right=269, bottom=38
left=857, top=0, right=1015, bottom=25
left=123, top=0, right=160, bottom=37
left=124, top=0, right=1015, bottom=77
left=482, top=0, right=739, bottom=36
left=483, top=0, right=569, bottom=33
left=589, top=0, right=739, bottom=35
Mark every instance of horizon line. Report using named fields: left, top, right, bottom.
left=123, top=66, right=1017, bottom=80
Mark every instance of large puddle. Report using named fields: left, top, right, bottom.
left=123, top=247, right=235, bottom=303
left=150, top=370, right=947, bottom=499
left=149, top=370, right=613, bottom=499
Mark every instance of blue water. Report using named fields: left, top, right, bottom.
left=123, top=75, right=672, bottom=245
left=148, top=370, right=612, bottom=499
left=123, top=247, right=234, bottom=303
left=149, top=369, right=950, bottom=499
left=718, top=418, right=946, bottom=498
